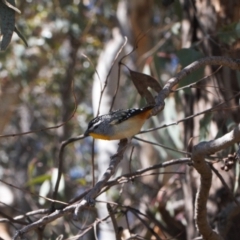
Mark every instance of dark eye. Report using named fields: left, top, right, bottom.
left=88, top=118, right=101, bottom=130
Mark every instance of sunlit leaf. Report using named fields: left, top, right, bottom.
left=25, top=174, right=51, bottom=187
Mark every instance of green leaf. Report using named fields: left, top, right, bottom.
left=25, top=174, right=51, bottom=187
left=0, top=0, right=16, bottom=50
left=176, top=48, right=204, bottom=94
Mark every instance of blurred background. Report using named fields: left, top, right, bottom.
left=0, top=0, right=240, bottom=239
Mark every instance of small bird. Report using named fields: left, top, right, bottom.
left=84, top=105, right=154, bottom=140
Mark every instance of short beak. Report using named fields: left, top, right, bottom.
left=84, top=129, right=90, bottom=137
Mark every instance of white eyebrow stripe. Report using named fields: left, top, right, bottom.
left=88, top=118, right=102, bottom=129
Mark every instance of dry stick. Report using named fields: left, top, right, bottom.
left=209, top=164, right=239, bottom=207
left=69, top=158, right=189, bottom=205
left=13, top=204, right=75, bottom=239
left=107, top=203, right=121, bottom=240
left=142, top=91, right=240, bottom=134
left=192, top=124, right=240, bottom=240
left=109, top=37, right=128, bottom=111
left=101, top=171, right=186, bottom=196
left=93, top=221, right=98, bottom=240
left=81, top=54, right=101, bottom=188
left=128, top=146, right=135, bottom=175
left=118, top=26, right=153, bottom=70
left=0, top=203, right=27, bottom=225
left=91, top=140, right=95, bottom=187
left=0, top=78, right=78, bottom=139
left=111, top=30, right=156, bottom=111
left=146, top=210, right=170, bottom=239
left=91, top=37, right=128, bottom=186
left=151, top=56, right=240, bottom=240
left=134, top=136, right=190, bottom=155
left=13, top=158, right=189, bottom=238
left=68, top=188, right=92, bottom=205
left=13, top=32, right=138, bottom=238
left=51, top=135, right=85, bottom=205
left=124, top=209, right=132, bottom=238
left=97, top=36, right=128, bottom=115
left=174, top=65, right=222, bottom=92
left=127, top=207, right=162, bottom=240
left=80, top=55, right=98, bottom=188
left=82, top=53, right=102, bottom=89
left=137, top=24, right=173, bottom=66
left=101, top=158, right=190, bottom=193
left=153, top=56, right=240, bottom=116
left=13, top=56, right=240, bottom=239
left=0, top=209, right=49, bottom=223
left=1, top=76, right=78, bottom=216
left=0, top=211, right=26, bottom=225
left=13, top=204, right=111, bottom=240
left=73, top=139, right=128, bottom=218
left=65, top=215, right=111, bottom=240
left=0, top=179, right=67, bottom=206
left=189, top=0, right=226, bottom=53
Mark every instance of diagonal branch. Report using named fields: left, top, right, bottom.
left=153, top=56, right=240, bottom=115
left=73, top=138, right=129, bottom=218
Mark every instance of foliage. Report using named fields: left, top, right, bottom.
left=0, top=1, right=240, bottom=240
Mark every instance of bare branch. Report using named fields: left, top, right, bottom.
left=73, top=139, right=129, bottom=218
left=52, top=134, right=85, bottom=204
left=153, top=56, right=240, bottom=115
left=192, top=124, right=240, bottom=239
left=107, top=203, right=121, bottom=240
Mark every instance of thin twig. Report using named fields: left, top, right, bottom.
left=142, top=91, right=240, bottom=134
left=128, top=207, right=162, bottom=240
left=97, top=37, right=128, bottom=115
left=107, top=203, right=121, bottom=240
left=91, top=140, right=96, bottom=186
left=0, top=78, right=78, bottom=138
left=0, top=179, right=67, bottom=206
left=134, top=136, right=190, bottom=155
left=52, top=135, right=85, bottom=206
left=209, top=164, right=239, bottom=207
left=174, top=65, right=222, bottom=92
left=153, top=56, right=240, bottom=116
left=73, top=139, right=129, bottom=218
left=110, top=37, right=128, bottom=111
left=101, top=158, right=190, bottom=192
